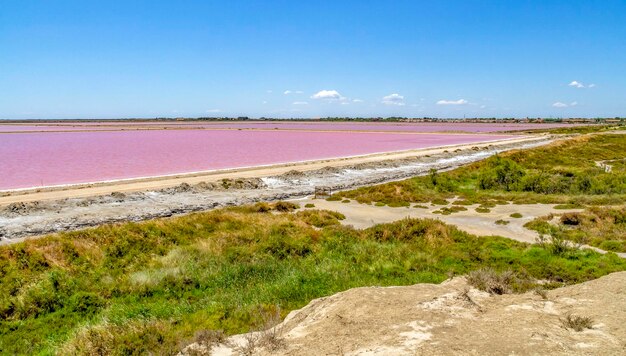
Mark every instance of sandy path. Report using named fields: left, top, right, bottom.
left=304, top=199, right=626, bottom=258
left=0, top=135, right=542, bottom=206
left=305, top=199, right=571, bottom=243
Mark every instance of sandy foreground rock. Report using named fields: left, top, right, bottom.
left=181, top=272, right=626, bottom=355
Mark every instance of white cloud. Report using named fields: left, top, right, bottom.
left=570, top=101, right=578, bottom=106
left=552, top=102, right=568, bottom=108
left=480, top=105, right=487, bottom=109
left=352, top=99, right=364, bottom=103
left=283, top=90, right=292, bottom=95
left=311, top=90, right=344, bottom=100
left=206, top=109, right=222, bottom=113
left=568, top=81, right=585, bottom=88
left=382, top=93, right=405, bottom=106
left=262, top=101, right=267, bottom=104
left=588, top=84, right=596, bottom=88
left=436, top=99, right=468, bottom=105
left=292, top=101, right=308, bottom=105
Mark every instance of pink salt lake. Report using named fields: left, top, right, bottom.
left=0, top=128, right=518, bottom=190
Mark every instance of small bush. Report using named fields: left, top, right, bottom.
left=536, top=232, right=574, bottom=256
left=452, top=200, right=473, bottom=206
left=193, top=329, right=226, bottom=350
left=341, top=199, right=351, bottom=203
left=467, top=268, right=516, bottom=295
left=495, top=219, right=510, bottom=225
left=475, top=207, right=491, bottom=213
left=273, top=201, right=299, bottom=212
left=295, top=210, right=345, bottom=228
left=561, top=314, right=593, bottom=332
left=304, top=203, right=315, bottom=208
left=67, top=292, right=105, bottom=316
left=433, top=206, right=467, bottom=215
left=510, top=213, right=523, bottom=218
left=249, top=202, right=272, bottom=213
left=325, top=195, right=342, bottom=201
left=599, top=240, right=624, bottom=252
left=560, top=213, right=581, bottom=226
left=431, top=198, right=449, bottom=205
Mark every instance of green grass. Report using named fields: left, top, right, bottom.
left=432, top=206, right=467, bottom=215
left=333, top=134, right=626, bottom=207
left=1, top=206, right=625, bottom=355
left=554, top=203, right=583, bottom=209
left=525, top=206, right=626, bottom=252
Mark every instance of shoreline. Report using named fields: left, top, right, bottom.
left=0, top=135, right=541, bottom=205
left=0, top=135, right=555, bottom=243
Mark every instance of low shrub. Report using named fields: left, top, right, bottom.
left=560, top=213, right=581, bottom=226
left=554, top=203, right=582, bottom=210
left=273, top=201, right=299, bottom=212
left=294, top=210, right=346, bottom=228
left=561, top=314, right=593, bottom=332
left=467, top=268, right=517, bottom=295
left=431, top=198, right=449, bottom=206
left=432, top=206, right=467, bottom=215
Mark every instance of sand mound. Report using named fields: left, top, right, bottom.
left=181, top=272, right=626, bottom=355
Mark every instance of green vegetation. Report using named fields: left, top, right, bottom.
left=432, top=206, right=467, bottom=215
left=2, top=205, right=625, bottom=354
left=537, top=123, right=624, bottom=135
left=304, top=203, right=315, bottom=208
left=495, top=219, right=510, bottom=225
left=333, top=134, right=626, bottom=206
left=525, top=207, right=626, bottom=252
left=510, top=213, right=523, bottom=218
left=554, top=203, right=582, bottom=209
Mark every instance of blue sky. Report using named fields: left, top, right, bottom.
left=1, top=1, right=625, bottom=119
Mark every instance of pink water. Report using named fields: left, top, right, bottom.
left=0, top=121, right=582, bottom=133
left=0, top=130, right=517, bottom=190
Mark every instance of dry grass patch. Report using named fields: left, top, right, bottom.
left=466, top=268, right=530, bottom=295
left=561, top=314, right=594, bottom=332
